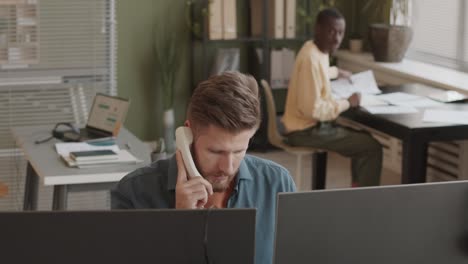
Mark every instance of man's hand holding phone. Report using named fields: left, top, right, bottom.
left=175, top=150, right=213, bottom=209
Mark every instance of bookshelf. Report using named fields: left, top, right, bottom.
left=0, top=0, right=39, bottom=66
left=190, top=0, right=315, bottom=149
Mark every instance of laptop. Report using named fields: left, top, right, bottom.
left=0, top=209, right=256, bottom=264
left=274, top=181, right=468, bottom=264
left=79, top=93, right=130, bottom=141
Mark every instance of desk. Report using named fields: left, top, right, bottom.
left=341, top=83, right=468, bottom=184
left=12, top=126, right=151, bottom=210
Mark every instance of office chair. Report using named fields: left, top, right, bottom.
left=260, top=80, right=327, bottom=190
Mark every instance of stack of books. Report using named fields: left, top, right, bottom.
left=55, top=142, right=141, bottom=168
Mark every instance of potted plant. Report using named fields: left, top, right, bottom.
left=366, top=0, right=413, bottom=62
left=153, top=21, right=184, bottom=155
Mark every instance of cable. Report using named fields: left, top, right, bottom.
left=34, top=135, right=54, bottom=144
left=203, top=207, right=213, bottom=264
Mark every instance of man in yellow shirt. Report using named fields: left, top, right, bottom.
left=282, top=8, right=382, bottom=186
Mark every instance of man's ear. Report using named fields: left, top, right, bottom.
left=184, top=120, right=190, bottom=127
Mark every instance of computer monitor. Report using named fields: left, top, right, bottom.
left=0, top=209, right=255, bottom=264
left=274, top=181, right=468, bottom=264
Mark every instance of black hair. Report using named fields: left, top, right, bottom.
left=316, top=8, right=344, bottom=26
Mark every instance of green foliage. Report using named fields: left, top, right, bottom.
left=185, top=0, right=210, bottom=39
left=153, top=8, right=185, bottom=110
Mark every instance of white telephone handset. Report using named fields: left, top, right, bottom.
left=175, top=126, right=202, bottom=178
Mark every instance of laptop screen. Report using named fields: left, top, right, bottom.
left=86, top=93, right=130, bottom=135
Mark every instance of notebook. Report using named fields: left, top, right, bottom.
left=79, top=93, right=130, bottom=141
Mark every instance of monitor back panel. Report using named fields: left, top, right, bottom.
left=0, top=209, right=255, bottom=264
left=275, top=181, right=468, bottom=264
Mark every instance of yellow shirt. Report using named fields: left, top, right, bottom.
left=282, top=41, right=350, bottom=133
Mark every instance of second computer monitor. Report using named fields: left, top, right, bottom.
left=275, top=181, right=468, bottom=264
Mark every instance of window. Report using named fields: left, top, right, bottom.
left=407, top=0, right=468, bottom=71
left=0, top=0, right=116, bottom=210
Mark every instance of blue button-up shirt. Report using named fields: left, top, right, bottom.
left=111, top=154, right=296, bottom=264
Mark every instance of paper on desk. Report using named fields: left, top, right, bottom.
left=392, top=98, right=443, bottom=108
left=360, top=94, right=389, bottom=107
left=331, top=70, right=381, bottom=99
left=55, top=142, right=120, bottom=157
left=423, top=109, right=468, bottom=125
left=364, top=105, right=419, bottom=114
left=376, top=92, right=423, bottom=105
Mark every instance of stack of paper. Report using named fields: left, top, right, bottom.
left=55, top=142, right=141, bottom=168
left=55, top=142, right=120, bottom=157
left=60, top=149, right=141, bottom=168
left=362, top=92, right=444, bottom=114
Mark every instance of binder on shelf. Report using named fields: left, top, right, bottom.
left=282, top=48, right=296, bottom=87
left=285, top=0, right=296, bottom=38
left=271, top=48, right=296, bottom=89
left=250, top=0, right=285, bottom=39
left=270, top=49, right=284, bottom=89
left=208, top=0, right=223, bottom=40
left=250, top=0, right=263, bottom=37
left=223, top=0, right=237, bottom=39
left=211, top=48, right=240, bottom=76
left=269, top=0, right=284, bottom=38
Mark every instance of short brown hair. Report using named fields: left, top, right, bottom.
left=187, top=71, right=261, bottom=133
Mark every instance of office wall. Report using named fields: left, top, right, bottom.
left=116, top=0, right=191, bottom=141
left=115, top=0, right=387, bottom=141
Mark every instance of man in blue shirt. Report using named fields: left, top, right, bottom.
left=111, top=71, right=296, bottom=264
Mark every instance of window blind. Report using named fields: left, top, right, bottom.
left=407, top=0, right=468, bottom=70
left=0, top=0, right=116, bottom=210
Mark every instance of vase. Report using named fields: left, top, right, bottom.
left=163, top=108, right=176, bottom=154
left=368, top=24, right=413, bottom=62
left=349, top=38, right=363, bottom=53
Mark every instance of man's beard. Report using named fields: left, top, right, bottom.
left=204, top=172, right=236, bottom=192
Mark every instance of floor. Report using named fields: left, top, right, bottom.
left=249, top=150, right=401, bottom=190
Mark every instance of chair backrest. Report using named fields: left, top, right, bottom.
left=260, top=80, right=285, bottom=146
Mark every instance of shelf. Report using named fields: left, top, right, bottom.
left=195, top=37, right=264, bottom=43
left=191, top=0, right=314, bottom=149
left=267, top=37, right=310, bottom=42
left=196, top=37, right=311, bottom=44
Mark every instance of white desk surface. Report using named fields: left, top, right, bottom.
left=11, top=126, right=152, bottom=186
